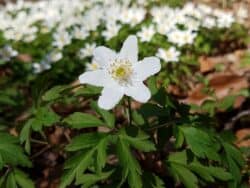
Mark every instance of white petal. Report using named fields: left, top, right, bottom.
left=98, top=87, right=124, bottom=110
left=125, top=83, right=151, bottom=103
left=119, top=35, right=138, bottom=63
left=134, top=57, right=161, bottom=81
left=79, top=70, right=108, bottom=87
left=93, top=46, right=116, bottom=67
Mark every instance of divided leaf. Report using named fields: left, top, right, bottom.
left=117, top=136, right=142, bottom=188
left=180, top=127, right=220, bottom=161
left=60, top=133, right=110, bottom=188
left=0, top=133, right=31, bottom=170
left=63, top=112, right=104, bottom=129
left=91, top=101, right=115, bottom=128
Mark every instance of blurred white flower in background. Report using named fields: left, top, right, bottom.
left=79, top=43, right=97, bottom=59
left=0, top=0, right=244, bottom=75
left=119, top=6, right=146, bottom=26
left=32, top=61, right=51, bottom=74
left=102, top=22, right=121, bottom=40
left=48, top=51, right=63, bottom=63
left=52, top=30, right=72, bottom=49
left=72, top=27, right=89, bottom=40
left=236, top=5, right=248, bottom=23
left=156, top=47, right=180, bottom=63
left=137, top=25, right=156, bottom=42
left=167, top=29, right=197, bottom=47
left=79, top=35, right=161, bottom=110
left=213, top=10, right=235, bottom=28
left=202, top=17, right=217, bottom=29
left=0, top=46, right=18, bottom=62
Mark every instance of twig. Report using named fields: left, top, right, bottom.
left=31, top=145, right=51, bottom=159
left=30, top=138, right=48, bottom=145
left=147, top=121, right=174, bottom=131
left=224, top=109, right=250, bottom=130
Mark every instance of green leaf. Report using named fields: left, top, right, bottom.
left=207, top=166, right=232, bottom=181
left=147, top=76, right=158, bottom=96
left=14, top=168, right=35, bottom=188
left=63, top=112, right=104, bottom=129
left=117, top=135, right=142, bottom=188
left=42, top=85, right=67, bottom=101
left=60, top=150, right=95, bottom=188
left=6, top=173, right=16, bottom=188
left=0, top=133, right=31, bottom=169
left=180, top=127, right=220, bottom=161
left=120, top=129, right=156, bottom=152
left=95, top=136, right=110, bottom=173
left=61, top=133, right=111, bottom=188
left=189, top=162, right=215, bottom=182
left=223, top=143, right=245, bottom=167
left=76, top=171, right=113, bottom=187
left=132, top=110, right=145, bottom=126
left=91, top=101, right=115, bottom=128
left=217, top=95, right=236, bottom=110
left=222, top=142, right=245, bottom=183
left=32, top=107, right=60, bottom=131
left=20, top=119, right=33, bottom=154
left=142, top=172, right=165, bottom=188
left=169, top=163, right=198, bottom=188
left=74, top=85, right=102, bottom=97
left=168, top=151, right=187, bottom=165
left=174, top=127, right=184, bottom=148
left=66, top=133, right=107, bottom=151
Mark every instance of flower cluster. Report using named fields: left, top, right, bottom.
left=0, top=0, right=247, bottom=73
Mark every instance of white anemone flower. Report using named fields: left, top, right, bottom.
left=79, top=35, right=161, bottom=110
left=156, top=47, right=180, bottom=63
left=137, top=25, right=156, bottom=42
left=78, top=43, right=96, bottom=59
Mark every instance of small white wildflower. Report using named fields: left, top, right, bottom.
left=102, top=22, right=121, bottom=40
left=52, top=30, right=72, bottom=49
left=79, top=43, right=96, bottom=59
left=32, top=61, right=51, bottom=74
left=214, top=10, right=235, bottom=28
left=156, top=47, right=180, bottom=63
left=48, top=50, right=63, bottom=62
left=167, top=29, right=197, bottom=47
left=202, top=17, right=216, bottom=29
left=72, top=26, right=89, bottom=40
left=137, top=25, right=155, bottom=42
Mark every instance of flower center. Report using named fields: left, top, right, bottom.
left=109, top=59, right=133, bottom=85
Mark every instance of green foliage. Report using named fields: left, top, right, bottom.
left=0, top=1, right=249, bottom=188
left=91, top=101, right=115, bottom=128
left=42, top=85, right=68, bottom=101
left=63, top=112, right=104, bottom=129
left=167, top=151, right=232, bottom=188
left=179, top=126, right=221, bottom=161
left=60, top=132, right=111, bottom=188
left=0, top=133, right=31, bottom=169
left=0, top=168, right=35, bottom=188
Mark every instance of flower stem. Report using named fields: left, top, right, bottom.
left=127, top=97, right=132, bottom=126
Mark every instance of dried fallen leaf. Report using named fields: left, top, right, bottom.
left=235, top=128, right=250, bottom=147
left=17, top=54, right=32, bottom=62
left=209, top=73, right=249, bottom=99
left=199, top=56, right=216, bottom=73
